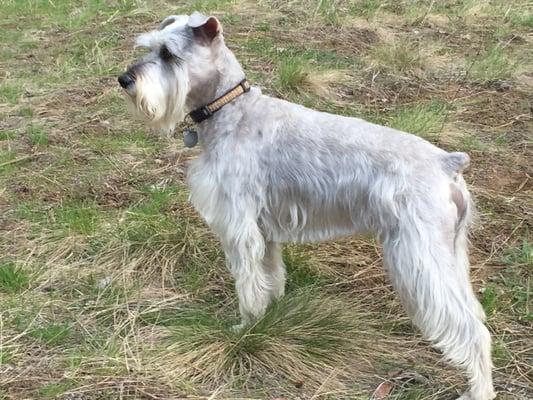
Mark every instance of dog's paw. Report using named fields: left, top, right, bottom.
left=455, top=390, right=496, bottom=400
left=230, top=322, right=247, bottom=333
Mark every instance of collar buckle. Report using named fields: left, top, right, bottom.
left=189, top=106, right=212, bottom=124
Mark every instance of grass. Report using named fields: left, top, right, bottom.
left=54, top=202, right=101, bottom=235
left=0, top=1, right=531, bottom=399
left=0, top=129, right=17, bottom=141
left=370, top=42, right=424, bottom=74
left=349, top=0, right=383, bottom=17
left=29, top=323, right=72, bottom=346
left=163, top=290, right=372, bottom=387
left=0, top=262, right=31, bottom=293
left=0, top=82, right=23, bottom=104
left=276, top=56, right=311, bottom=92
left=37, top=380, right=76, bottom=399
left=469, top=45, right=517, bottom=83
left=27, top=125, right=49, bottom=146
left=388, top=101, right=448, bottom=139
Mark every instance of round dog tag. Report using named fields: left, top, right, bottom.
left=183, top=129, right=198, bottom=148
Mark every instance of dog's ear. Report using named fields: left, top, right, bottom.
left=188, top=12, right=221, bottom=44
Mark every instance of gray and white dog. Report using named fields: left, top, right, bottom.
left=118, top=12, right=495, bottom=400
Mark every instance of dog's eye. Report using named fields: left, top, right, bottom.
left=159, top=45, right=173, bottom=61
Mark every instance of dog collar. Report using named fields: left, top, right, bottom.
left=188, top=79, right=251, bottom=123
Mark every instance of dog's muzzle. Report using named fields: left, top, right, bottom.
left=118, top=73, right=134, bottom=89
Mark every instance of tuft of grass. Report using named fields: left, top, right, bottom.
left=37, top=379, right=76, bottom=398
left=188, top=0, right=237, bottom=13
left=0, top=150, right=21, bottom=174
left=0, top=262, right=31, bottom=293
left=0, top=347, right=13, bottom=364
left=18, top=106, right=33, bottom=117
left=27, top=125, right=49, bottom=146
left=54, top=202, right=100, bottom=235
left=0, top=129, right=17, bottom=141
left=0, top=82, right=23, bottom=104
left=492, top=339, right=512, bottom=367
left=371, top=42, right=424, bottom=74
left=500, top=240, right=532, bottom=322
left=29, top=323, right=72, bottom=346
left=276, top=56, right=311, bottom=92
left=459, top=134, right=487, bottom=151
left=503, top=239, right=532, bottom=267
left=275, top=55, right=346, bottom=97
left=509, top=12, right=533, bottom=29
left=480, top=285, right=499, bottom=318
left=469, top=46, right=516, bottom=83
left=316, top=0, right=340, bottom=25
left=349, top=0, right=382, bottom=17
left=388, top=101, right=447, bottom=139
left=283, top=246, right=329, bottom=291
left=160, top=290, right=376, bottom=388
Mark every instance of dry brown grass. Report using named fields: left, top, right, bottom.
left=0, top=1, right=531, bottom=399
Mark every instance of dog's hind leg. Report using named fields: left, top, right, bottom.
left=381, top=214, right=495, bottom=400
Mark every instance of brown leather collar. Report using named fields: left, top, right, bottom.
left=188, top=79, right=251, bottom=123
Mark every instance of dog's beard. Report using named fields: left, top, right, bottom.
left=124, top=63, right=189, bottom=135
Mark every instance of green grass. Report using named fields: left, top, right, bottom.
left=0, top=347, right=13, bottom=365
left=388, top=101, right=447, bottom=138
left=459, top=134, right=487, bottom=151
left=1, top=1, right=532, bottom=399
left=37, top=380, right=76, bottom=398
left=316, top=0, right=341, bottom=25
left=501, top=252, right=532, bottom=322
left=469, top=46, right=517, bottom=83
left=283, top=247, right=330, bottom=291
left=27, top=125, right=49, bottom=146
left=164, top=290, right=377, bottom=388
left=54, top=202, right=101, bottom=235
left=18, top=106, right=33, bottom=117
left=0, top=262, right=31, bottom=293
left=276, top=56, right=311, bottom=92
left=503, top=238, right=532, bottom=267
left=512, top=13, right=533, bottom=28
left=0, top=129, right=17, bottom=141
left=371, top=42, right=424, bottom=74
left=0, top=82, right=23, bottom=104
left=29, top=323, right=72, bottom=346
left=349, top=0, right=383, bottom=17
left=480, top=285, right=499, bottom=317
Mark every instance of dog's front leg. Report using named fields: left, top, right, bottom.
left=220, top=217, right=273, bottom=329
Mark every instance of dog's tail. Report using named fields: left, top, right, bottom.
left=440, top=151, right=484, bottom=320
left=441, top=151, right=470, bottom=176
left=450, top=174, right=486, bottom=322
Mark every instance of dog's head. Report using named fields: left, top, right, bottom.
left=118, top=12, right=225, bottom=134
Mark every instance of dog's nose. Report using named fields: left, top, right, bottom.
left=118, top=73, right=134, bottom=88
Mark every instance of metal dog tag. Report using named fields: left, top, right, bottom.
left=183, top=129, right=198, bottom=148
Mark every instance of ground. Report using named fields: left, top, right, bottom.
left=0, top=1, right=531, bottom=399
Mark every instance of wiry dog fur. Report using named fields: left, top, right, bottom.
left=118, top=12, right=496, bottom=400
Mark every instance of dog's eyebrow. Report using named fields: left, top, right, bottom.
left=159, top=16, right=176, bottom=30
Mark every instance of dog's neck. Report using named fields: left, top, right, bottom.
left=186, top=44, right=245, bottom=112
left=194, top=86, right=260, bottom=149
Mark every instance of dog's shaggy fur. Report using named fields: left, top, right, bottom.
left=118, top=13, right=496, bottom=400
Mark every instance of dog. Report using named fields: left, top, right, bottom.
left=118, top=12, right=495, bottom=400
